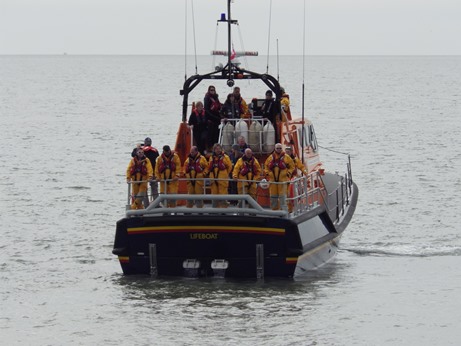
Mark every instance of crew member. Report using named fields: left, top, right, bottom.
left=285, top=146, right=307, bottom=213
left=204, top=85, right=222, bottom=149
left=264, top=143, right=295, bottom=210
left=236, top=135, right=249, bottom=153
left=285, top=147, right=307, bottom=177
left=232, top=148, right=261, bottom=204
left=260, top=90, right=277, bottom=126
left=280, top=87, right=291, bottom=121
left=142, top=137, right=159, bottom=207
left=183, top=146, right=208, bottom=208
left=126, top=148, right=154, bottom=210
left=232, top=86, right=250, bottom=118
left=205, top=143, right=232, bottom=208
left=188, top=101, right=208, bottom=154
left=155, top=145, right=181, bottom=208
left=261, top=89, right=280, bottom=142
left=221, top=93, right=238, bottom=119
left=130, top=138, right=159, bottom=207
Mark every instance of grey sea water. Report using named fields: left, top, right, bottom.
left=1, top=55, right=460, bottom=345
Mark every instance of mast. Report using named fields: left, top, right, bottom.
left=180, top=0, right=282, bottom=121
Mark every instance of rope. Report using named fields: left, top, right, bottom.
left=317, top=145, right=350, bottom=157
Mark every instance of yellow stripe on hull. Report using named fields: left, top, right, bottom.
left=285, top=257, right=298, bottom=264
left=118, top=256, right=129, bottom=263
left=127, top=225, right=285, bottom=236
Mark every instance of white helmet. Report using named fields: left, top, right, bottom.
left=259, top=179, right=269, bottom=189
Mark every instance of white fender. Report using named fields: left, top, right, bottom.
left=248, top=120, right=263, bottom=153
left=262, top=122, right=275, bottom=153
left=221, top=122, right=235, bottom=152
left=235, top=119, right=249, bottom=143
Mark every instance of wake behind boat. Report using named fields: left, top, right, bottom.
left=112, top=0, right=358, bottom=279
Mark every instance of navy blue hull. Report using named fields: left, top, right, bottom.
left=112, top=200, right=353, bottom=278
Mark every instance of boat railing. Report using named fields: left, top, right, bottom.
left=126, top=193, right=288, bottom=218
left=285, top=173, right=328, bottom=217
left=322, top=155, right=355, bottom=223
left=125, top=170, right=329, bottom=218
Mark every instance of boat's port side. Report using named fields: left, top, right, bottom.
left=113, top=215, right=303, bottom=278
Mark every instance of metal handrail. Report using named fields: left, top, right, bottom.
left=125, top=172, right=326, bottom=217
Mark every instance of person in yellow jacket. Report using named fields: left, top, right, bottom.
left=183, top=146, right=208, bottom=208
left=232, top=148, right=261, bottom=203
left=205, top=143, right=232, bottom=208
left=155, top=145, right=181, bottom=207
left=280, top=87, right=291, bottom=122
left=264, top=143, right=295, bottom=210
left=285, top=146, right=308, bottom=213
left=285, top=147, right=307, bottom=177
left=126, top=148, right=154, bottom=210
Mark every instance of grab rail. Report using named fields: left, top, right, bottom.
left=126, top=172, right=325, bottom=217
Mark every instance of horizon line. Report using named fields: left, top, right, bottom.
left=1, top=53, right=460, bottom=57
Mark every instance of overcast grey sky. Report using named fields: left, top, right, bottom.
left=1, top=0, right=460, bottom=55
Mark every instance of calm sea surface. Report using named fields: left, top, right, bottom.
left=1, top=55, right=460, bottom=345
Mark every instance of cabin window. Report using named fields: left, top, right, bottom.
left=309, top=125, right=318, bottom=151
left=298, top=126, right=309, bottom=150
left=298, top=125, right=318, bottom=152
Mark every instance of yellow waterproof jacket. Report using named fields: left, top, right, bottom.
left=264, top=152, right=295, bottom=182
left=292, top=156, right=307, bottom=176
left=232, top=156, right=261, bottom=181
left=240, top=98, right=250, bottom=118
left=280, top=94, right=291, bottom=121
left=206, top=153, right=232, bottom=180
left=126, top=157, right=153, bottom=181
left=155, top=152, right=181, bottom=181
left=183, top=154, right=208, bottom=179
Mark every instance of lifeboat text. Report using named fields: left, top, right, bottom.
left=190, top=233, right=218, bottom=240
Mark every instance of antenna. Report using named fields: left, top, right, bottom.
left=276, top=38, right=279, bottom=81
left=184, top=0, right=188, bottom=80
left=301, top=0, right=307, bottom=164
left=191, top=0, right=198, bottom=75
left=265, top=0, right=273, bottom=74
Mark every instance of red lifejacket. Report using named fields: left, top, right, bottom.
left=209, top=154, right=226, bottom=171
left=269, top=153, right=287, bottom=170
left=193, top=109, right=207, bottom=125
left=186, top=154, right=204, bottom=174
left=209, top=95, right=221, bottom=112
left=130, top=157, right=148, bottom=176
left=158, top=153, right=176, bottom=173
left=143, top=146, right=158, bottom=154
left=240, top=157, right=256, bottom=176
